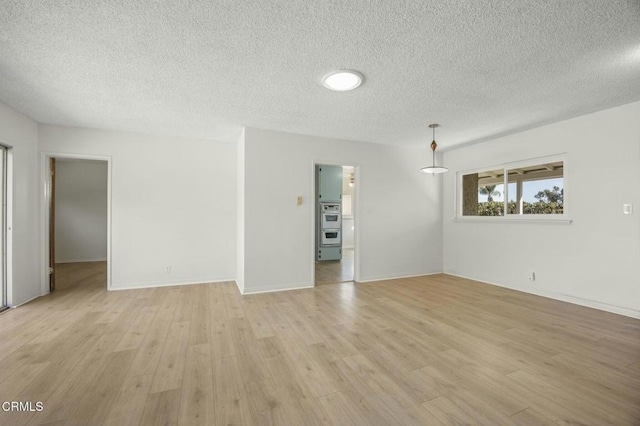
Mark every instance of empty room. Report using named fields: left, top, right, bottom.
left=0, top=1, right=639, bottom=425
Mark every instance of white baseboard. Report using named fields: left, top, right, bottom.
left=358, top=271, right=443, bottom=284
left=56, top=258, right=107, bottom=264
left=445, top=272, right=640, bottom=319
left=110, top=277, right=235, bottom=291
left=234, top=280, right=244, bottom=294
left=242, top=283, right=314, bottom=295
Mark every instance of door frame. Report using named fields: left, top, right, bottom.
left=40, top=152, right=113, bottom=293
left=0, top=142, right=11, bottom=308
left=48, top=158, right=56, bottom=292
left=311, top=161, right=361, bottom=285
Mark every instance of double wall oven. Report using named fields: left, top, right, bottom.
left=319, top=202, right=341, bottom=247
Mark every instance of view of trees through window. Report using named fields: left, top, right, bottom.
left=462, top=161, right=564, bottom=217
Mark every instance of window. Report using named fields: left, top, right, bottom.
left=460, top=157, right=565, bottom=218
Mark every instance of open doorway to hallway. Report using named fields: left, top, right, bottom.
left=314, top=165, right=356, bottom=286
left=47, top=157, right=109, bottom=293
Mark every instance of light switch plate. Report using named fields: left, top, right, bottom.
left=296, top=196, right=303, bottom=206
left=623, top=204, right=633, bottom=215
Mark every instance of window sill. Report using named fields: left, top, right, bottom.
left=453, top=216, right=572, bottom=225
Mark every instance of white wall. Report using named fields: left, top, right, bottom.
left=0, top=102, right=39, bottom=306
left=342, top=217, right=355, bottom=249
left=443, top=101, right=640, bottom=318
left=39, top=125, right=237, bottom=289
left=55, top=159, right=108, bottom=263
left=240, top=128, right=443, bottom=294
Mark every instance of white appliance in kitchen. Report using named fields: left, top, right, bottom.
left=321, top=228, right=341, bottom=246
left=321, top=203, right=342, bottom=229
left=318, top=201, right=342, bottom=260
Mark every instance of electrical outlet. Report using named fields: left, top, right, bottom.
left=166, top=266, right=172, bottom=273
left=623, top=204, right=633, bottom=215
left=528, top=272, right=535, bottom=281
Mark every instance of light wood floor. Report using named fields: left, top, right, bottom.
left=315, top=248, right=354, bottom=285
left=54, top=261, right=107, bottom=291
left=1, top=262, right=639, bottom=425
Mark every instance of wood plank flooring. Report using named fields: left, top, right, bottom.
left=1, top=261, right=639, bottom=425
left=315, top=248, right=354, bottom=285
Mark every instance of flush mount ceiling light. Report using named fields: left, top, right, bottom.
left=321, top=70, right=363, bottom=91
left=420, top=123, right=448, bottom=174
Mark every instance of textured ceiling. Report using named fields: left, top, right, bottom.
left=1, top=1, right=639, bottom=148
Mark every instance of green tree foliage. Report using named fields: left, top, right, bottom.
left=523, top=201, right=563, bottom=214
left=534, top=186, right=563, bottom=204
left=478, top=199, right=563, bottom=216
left=477, top=201, right=504, bottom=216
left=478, top=185, right=501, bottom=202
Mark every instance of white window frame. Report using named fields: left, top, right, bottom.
left=455, top=153, right=571, bottom=223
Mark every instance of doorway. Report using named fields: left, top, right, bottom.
left=314, top=164, right=357, bottom=286
left=42, top=154, right=111, bottom=293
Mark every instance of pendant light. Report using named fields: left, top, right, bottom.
left=420, top=123, right=448, bottom=174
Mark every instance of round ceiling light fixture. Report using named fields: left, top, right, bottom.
left=321, top=70, right=363, bottom=91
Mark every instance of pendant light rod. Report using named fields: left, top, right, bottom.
left=429, top=123, right=438, bottom=167
left=420, top=123, right=448, bottom=174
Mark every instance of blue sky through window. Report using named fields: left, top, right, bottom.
left=478, top=178, right=563, bottom=202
